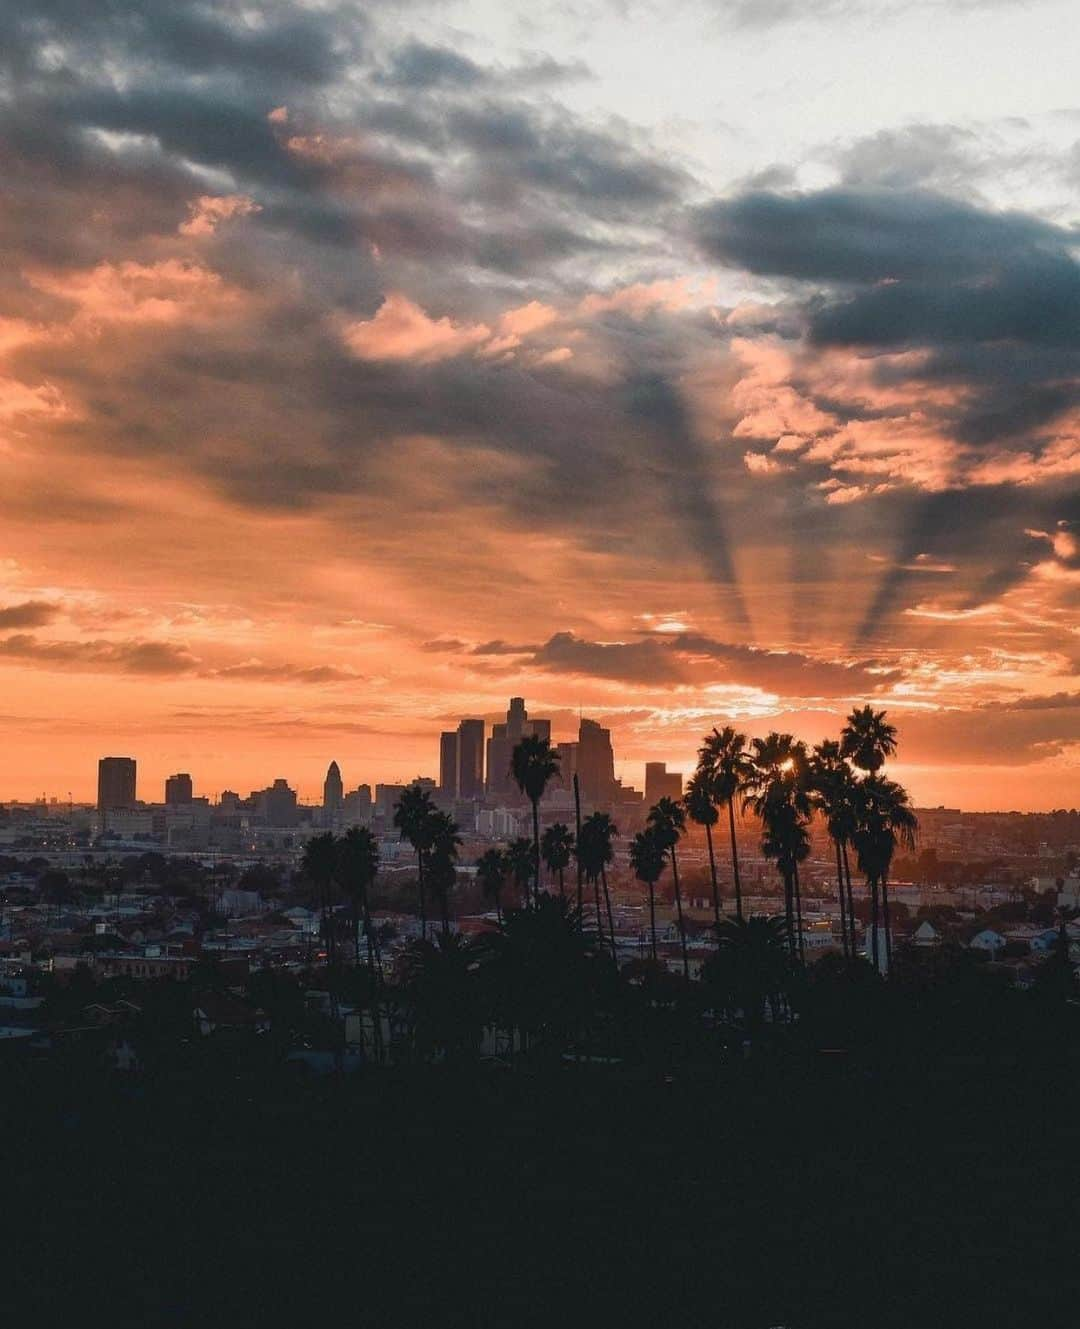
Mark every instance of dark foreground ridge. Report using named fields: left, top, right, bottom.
left=7, top=1038, right=1080, bottom=1328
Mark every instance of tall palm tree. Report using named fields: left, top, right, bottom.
left=336, top=826, right=383, bottom=1060
left=511, top=735, right=561, bottom=906
left=684, top=772, right=721, bottom=929
left=475, top=847, right=508, bottom=929
left=647, top=797, right=688, bottom=981
left=629, top=827, right=667, bottom=962
left=540, top=822, right=575, bottom=902
left=743, top=734, right=812, bottom=961
left=336, top=826, right=381, bottom=967
left=301, top=832, right=339, bottom=964
left=697, top=726, right=751, bottom=922
left=393, top=783, right=438, bottom=941
left=506, top=837, right=536, bottom=911
left=703, top=914, right=792, bottom=1035
left=428, top=811, right=462, bottom=937
left=840, top=706, right=898, bottom=774
left=578, top=811, right=617, bottom=957
left=809, top=740, right=858, bottom=959
left=852, top=775, right=918, bottom=971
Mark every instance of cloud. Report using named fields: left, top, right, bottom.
left=0, top=634, right=198, bottom=674
left=340, top=293, right=491, bottom=363
left=0, top=601, right=59, bottom=628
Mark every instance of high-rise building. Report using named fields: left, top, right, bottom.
left=486, top=697, right=553, bottom=798
left=645, top=762, right=683, bottom=806
left=98, top=757, right=136, bottom=811
left=439, top=731, right=458, bottom=797
left=457, top=719, right=485, bottom=800
left=164, top=772, right=193, bottom=804
left=257, top=778, right=298, bottom=828
left=323, top=761, right=343, bottom=821
left=342, top=784, right=373, bottom=826
left=577, top=719, right=615, bottom=805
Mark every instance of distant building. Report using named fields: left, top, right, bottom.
left=486, top=697, right=552, bottom=798
left=323, top=761, right=343, bottom=822
left=644, top=762, right=683, bottom=806
left=164, top=772, right=193, bottom=805
left=342, top=784, right=373, bottom=826
left=439, top=731, right=458, bottom=797
left=577, top=719, right=615, bottom=805
left=375, top=784, right=406, bottom=819
left=457, top=719, right=485, bottom=800
left=98, top=757, right=136, bottom=812
left=255, top=779, right=298, bottom=828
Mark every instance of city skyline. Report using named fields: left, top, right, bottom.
left=2, top=0, right=1079, bottom=812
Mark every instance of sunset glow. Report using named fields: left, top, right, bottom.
left=2, top=0, right=1079, bottom=809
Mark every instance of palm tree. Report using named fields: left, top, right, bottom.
left=629, top=827, right=667, bottom=961
left=428, top=811, right=462, bottom=937
left=703, top=914, right=792, bottom=1035
left=336, top=827, right=383, bottom=1060
left=301, top=832, right=339, bottom=963
left=809, top=740, right=858, bottom=959
left=475, top=847, right=508, bottom=929
left=840, top=706, right=898, bottom=774
left=743, top=734, right=812, bottom=961
left=511, top=735, right=561, bottom=905
left=393, top=783, right=438, bottom=941
left=684, top=772, right=721, bottom=929
left=506, top=837, right=536, bottom=911
left=852, top=775, right=918, bottom=971
left=578, top=811, right=617, bottom=957
left=336, top=826, right=381, bottom=967
left=647, top=797, right=688, bottom=980
left=697, top=726, right=751, bottom=922
left=540, top=822, right=575, bottom=902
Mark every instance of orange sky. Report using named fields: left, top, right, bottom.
left=2, top=2, right=1079, bottom=812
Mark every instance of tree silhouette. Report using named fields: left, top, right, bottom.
left=744, top=734, right=812, bottom=961
left=809, top=740, right=858, bottom=959
left=578, top=811, right=617, bottom=958
left=301, top=833, right=339, bottom=964
left=540, top=822, right=574, bottom=902
left=684, top=771, right=721, bottom=929
left=506, top=837, right=535, bottom=911
left=336, top=826, right=383, bottom=1059
left=853, top=775, right=918, bottom=971
left=475, top=847, right=508, bottom=929
left=511, top=735, right=561, bottom=906
left=697, top=726, right=751, bottom=922
left=629, top=826, right=667, bottom=962
left=647, top=797, right=688, bottom=980
left=427, top=811, right=462, bottom=936
left=841, top=705, right=898, bottom=774
left=393, top=783, right=438, bottom=941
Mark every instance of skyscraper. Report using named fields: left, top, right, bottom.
left=323, top=761, right=343, bottom=823
left=486, top=697, right=553, bottom=798
left=457, top=719, right=485, bottom=799
left=164, top=772, right=193, bottom=804
left=439, top=731, right=458, bottom=797
left=645, top=762, right=683, bottom=805
left=577, top=719, right=615, bottom=805
left=98, top=757, right=136, bottom=811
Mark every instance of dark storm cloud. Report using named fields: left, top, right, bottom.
left=0, top=602, right=60, bottom=629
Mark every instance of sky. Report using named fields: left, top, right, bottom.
left=1, top=0, right=1079, bottom=809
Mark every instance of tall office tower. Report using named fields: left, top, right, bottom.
left=342, top=784, right=373, bottom=825
left=577, top=719, right=615, bottom=805
left=457, top=719, right=485, bottom=799
left=530, top=718, right=552, bottom=742
left=644, top=762, right=683, bottom=806
left=261, top=778, right=298, bottom=828
left=506, top=696, right=528, bottom=739
left=164, top=772, right=193, bottom=804
left=486, top=697, right=553, bottom=798
left=323, top=761, right=343, bottom=820
left=98, top=757, right=136, bottom=811
left=556, top=741, right=579, bottom=791
left=439, top=731, right=459, bottom=796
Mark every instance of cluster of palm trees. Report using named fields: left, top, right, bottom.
left=384, top=706, right=916, bottom=981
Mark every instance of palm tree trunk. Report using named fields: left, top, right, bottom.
left=671, top=849, right=689, bottom=982
left=440, top=885, right=449, bottom=938
left=361, top=886, right=384, bottom=1063
left=557, top=866, right=565, bottom=902
left=417, top=851, right=427, bottom=942
left=870, top=877, right=880, bottom=973
left=648, top=881, right=658, bottom=961
left=573, top=775, right=584, bottom=926
left=353, top=896, right=361, bottom=967
left=793, top=862, right=805, bottom=964
left=601, top=864, right=616, bottom=963
left=834, top=839, right=849, bottom=959
left=728, top=800, right=744, bottom=922
left=531, top=798, right=541, bottom=907
left=881, top=874, right=893, bottom=971
left=782, top=870, right=796, bottom=959
left=705, top=821, right=720, bottom=929
left=592, top=875, right=604, bottom=945
left=842, top=843, right=856, bottom=957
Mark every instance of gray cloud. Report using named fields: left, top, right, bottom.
left=0, top=601, right=59, bottom=629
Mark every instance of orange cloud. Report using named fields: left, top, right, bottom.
left=340, top=293, right=491, bottom=363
